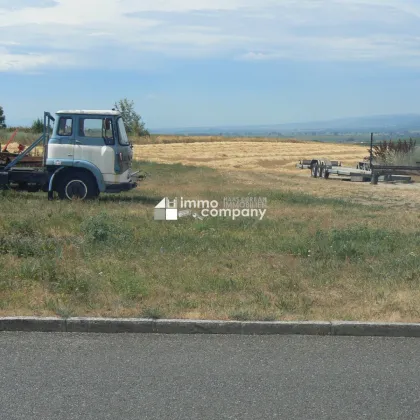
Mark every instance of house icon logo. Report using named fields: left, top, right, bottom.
left=154, top=198, right=178, bottom=221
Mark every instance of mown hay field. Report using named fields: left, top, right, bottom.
left=134, top=140, right=368, bottom=174
left=135, top=139, right=420, bottom=203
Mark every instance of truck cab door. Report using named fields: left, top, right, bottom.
left=74, top=117, right=115, bottom=177
left=48, top=116, right=75, bottom=163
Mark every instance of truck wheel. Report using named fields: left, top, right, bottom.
left=58, top=172, right=99, bottom=200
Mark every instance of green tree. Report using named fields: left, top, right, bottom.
left=114, top=98, right=149, bottom=137
left=0, top=106, right=6, bottom=129
left=31, top=118, right=44, bottom=133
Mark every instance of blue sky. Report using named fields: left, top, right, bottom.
left=1, top=0, right=420, bottom=129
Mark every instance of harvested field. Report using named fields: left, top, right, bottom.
left=135, top=141, right=368, bottom=174
left=132, top=135, right=303, bottom=145
left=135, top=139, right=420, bottom=208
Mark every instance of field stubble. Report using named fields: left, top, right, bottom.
left=135, top=140, right=368, bottom=174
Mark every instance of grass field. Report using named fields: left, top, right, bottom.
left=1, top=141, right=420, bottom=321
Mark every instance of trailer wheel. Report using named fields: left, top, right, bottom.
left=57, top=172, right=99, bottom=200
left=311, top=163, right=319, bottom=178
left=319, top=164, right=324, bottom=178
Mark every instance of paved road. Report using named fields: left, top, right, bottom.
left=1, top=333, right=420, bottom=419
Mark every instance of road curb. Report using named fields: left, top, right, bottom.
left=66, top=318, right=155, bottom=334
left=0, top=317, right=66, bottom=332
left=331, top=321, right=420, bottom=337
left=2, top=317, right=420, bottom=337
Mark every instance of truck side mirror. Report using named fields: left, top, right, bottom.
left=104, top=118, right=111, bottom=130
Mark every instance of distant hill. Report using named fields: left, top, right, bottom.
left=8, top=113, right=420, bottom=138
left=151, top=114, right=420, bottom=136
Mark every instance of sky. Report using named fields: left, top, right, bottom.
left=1, top=0, right=420, bottom=129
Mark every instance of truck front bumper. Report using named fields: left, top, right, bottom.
left=105, top=181, right=137, bottom=193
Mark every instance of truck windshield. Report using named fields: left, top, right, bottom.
left=117, top=118, right=130, bottom=145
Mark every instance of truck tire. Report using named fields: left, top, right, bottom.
left=57, top=171, right=99, bottom=200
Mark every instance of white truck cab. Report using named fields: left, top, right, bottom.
left=0, top=110, right=139, bottom=200
left=46, top=110, right=137, bottom=199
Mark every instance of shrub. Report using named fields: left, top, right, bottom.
left=0, top=233, right=60, bottom=258
left=370, top=138, right=417, bottom=164
left=81, top=212, right=133, bottom=243
left=31, top=118, right=44, bottom=133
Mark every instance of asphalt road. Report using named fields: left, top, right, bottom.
left=1, top=333, right=420, bottom=419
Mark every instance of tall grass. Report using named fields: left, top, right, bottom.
left=374, top=147, right=420, bottom=166
left=372, top=139, right=420, bottom=166
left=0, top=129, right=40, bottom=147
left=0, top=160, right=420, bottom=321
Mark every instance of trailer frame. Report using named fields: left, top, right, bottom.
left=298, top=133, right=418, bottom=184
left=0, top=112, right=56, bottom=193
left=302, top=158, right=412, bottom=183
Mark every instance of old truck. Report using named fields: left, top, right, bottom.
left=0, top=110, right=139, bottom=200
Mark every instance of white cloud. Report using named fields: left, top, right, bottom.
left=0, top=46, right=79, bottom=72
left=1, top=0, right=420, bottom=71
left=0, top=48, right=53, bottom=71
left=240, top=33, right=420, bottom=62
left=0, top=41, right=20, bottom=46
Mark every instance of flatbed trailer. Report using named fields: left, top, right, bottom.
left=296, top=159, right=341, bottom=169
left=300, top=158, right=412, bottom=183
left=370, top=165, right=420, bottom=184
left=296, top=134, right=419, bottom=184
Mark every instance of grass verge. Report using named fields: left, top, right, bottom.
left=0, top=160, right=420, bottom=322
